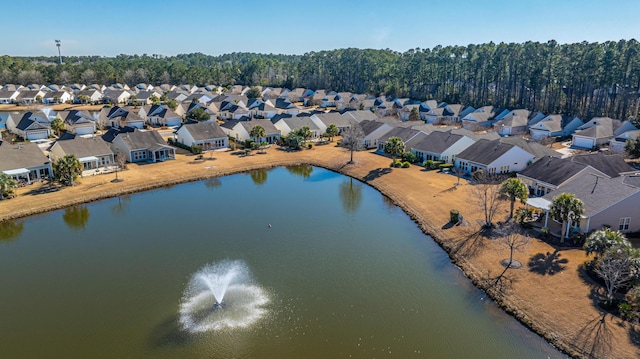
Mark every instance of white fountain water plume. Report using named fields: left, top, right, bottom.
left=179, top=260, right=270, bottom=333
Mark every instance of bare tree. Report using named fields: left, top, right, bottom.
left=471, top=171, right=502, bottom=228
left=80, top=69, right=97, bottom=84
left=341, top=122, right=364, bottom=164
left=494, top=224, right=530, bottom=286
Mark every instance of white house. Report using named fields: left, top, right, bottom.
left=272, top=116, right=321, bottom=137
left=0, top=141, right=53, bottom=184
left=57, top=110, right=96, bottom=135
left=6, top=112, right=52, bottom=140
left=529, top=115, right=582, bottom=140
left=455, top=139, right=535, bottom=175
left=610, top=129, right=640, bottom=153
left=359, top=120, right=394, bottom=149
left=175, top=122, right=228, bottom=150
left=408, top=130, right=476, bottom=164
left=220, top=119, right=281, bottom=144
left=49, top=137, right=114, bottom=176
left=571, top=117, right=637, bottom=149
left=139, top=105, right=182, bottom=127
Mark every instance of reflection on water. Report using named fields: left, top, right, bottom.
left=286, top=165, right=313, bottom=179
left=110, top=195, right=131, bottom=217
left=204, top=178, right=222, bottom=190
left=339, top=177, right=362, bottom=214
left=249, top=169, right=268, bottom=186
left=0, top=220, right=24, bottom=242
left=62, top=206, right=90, bottom=230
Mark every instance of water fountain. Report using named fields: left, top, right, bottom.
left=179, top=260, right=270, bottom=333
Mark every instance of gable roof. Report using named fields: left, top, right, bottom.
left=570, top=153, right=636, bottom=178
left=237, top=119, right=279, bottom=134
left=313, top=112, right=354, bottom=128
left=359, top=120, right=389, bottom=136
left=518, top=156, right=595, bottom=186
left=52, top=137, right=113, bottom=158
left=0, top=142, right=50, bottom=171
left=542, top=174, right=640, bottom=217
left=377, top=127, right=421, bottom=144
left=178, top=122, right=226, bottom=140
left=101, top=126, right=135, bottom=143
left=116, top=130, right=170, bottom=151
left=457, top=139, right=516, bottom=165
left=280, top=116, right=321, bottom=131
left=411, top=130, right=465, bottom=153
left=499, top=136, right=560, bottom=159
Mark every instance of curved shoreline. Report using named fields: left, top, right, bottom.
left=1, top=146, right=637, bottom=358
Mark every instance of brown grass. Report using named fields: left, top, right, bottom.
left=1, top=142, right=638, bottom=358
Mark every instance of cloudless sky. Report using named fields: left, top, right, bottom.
left=3, top=0, right=639, bottom=57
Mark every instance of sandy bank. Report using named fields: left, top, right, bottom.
left=1, top=143, right=638, bottom=358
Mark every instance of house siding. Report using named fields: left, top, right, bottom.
left=587, top=192, right=640, bottom=233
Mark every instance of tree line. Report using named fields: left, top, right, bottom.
left=2, top=39, right=640, bottom=121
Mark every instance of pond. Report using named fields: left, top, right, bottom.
left=0, top=166, right=566, bottom=358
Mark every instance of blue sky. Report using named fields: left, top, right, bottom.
left=3, top=0, right=640, bottom=57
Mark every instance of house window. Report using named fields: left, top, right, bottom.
left=619, top=217, right=631, bottom=231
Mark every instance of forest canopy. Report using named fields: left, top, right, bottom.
left=1, top=39, right=640, bottom=121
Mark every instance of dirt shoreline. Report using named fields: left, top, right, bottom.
left=1, top=144, right=638, bottom=358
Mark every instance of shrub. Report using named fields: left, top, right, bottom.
left=450, top=209, right=460, bottom=223
left=403, top=151, right=417, bottom=163
left=244, top=139, right=255, bottom=149
left=439, top=163, right=454, bottom=171
left=391, top=159, right=403, bottom=168
left=402, top=161, right=411, bottom=168
left=308, top=143, right=313, bottom=149
left=191, top=145, right=203, bottom=155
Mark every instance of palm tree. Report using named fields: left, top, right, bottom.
left=384, top=136, right=405, bottom=166
left=54, top=154, right=83, bottom=186
left=0, top=173, right=17, bottom=200
left=50, top=117, right=64, bottom=137
left=499, top=178, right=529, bottom=219
left=325, top=124, right=339, bottom=142
left=549, top=193, right=585, bottom=243
left=250, top=125, right=266, bottom=145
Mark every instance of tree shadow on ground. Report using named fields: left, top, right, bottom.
left=363, top=167, right=392, bottom=181
left=527, top=249, right=569, bottom=275
left=147, top=314, right=192, bottom=350
left=629, top=325, right=640, bottom=349
left=449, top=227, right=489, bottom=258
left=573, top=313, right=613, bottom=359
left=23, top=182, right=62, bottom=195
left=480, top=268, right=515, bottom=295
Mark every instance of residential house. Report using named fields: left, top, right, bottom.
left=43, top=90, right=72, bottom=104
left=5, top=112, right=52, bottom=140
left=529, top=115, right=583, bottom=140
left=407, top=130, right=475, bottom=164
left=0, top=141, right=53, bottom=184
left=220, top=119, right=281, bottom=144
left=359, top=120, right=394, bottom=149
left=166, top=92, right=188, bottom=103
left=75, top=89, right=104, bottom=104
left=272, top=116, right=322, bottom=137
left=517, top=156, right=610, bottom=197
left=110, top=130, right=175, bottom=163
left=175, top=122, right=228, bottom=151
left=0, top=89, right=19, bottom=104
left=309, top=112, right=355, bottom=134
left=461, top=106, right=508, bottom=129
left=493, top=109, right=545, bottom=136
left=498, top=136, right=561, bottom=162
left=139, top=105, right=182, bottom=127
left=376, top=127, right=422, bottom=153
left=455, top=139, right=535, bottom=175
left=97, top=106, right=145, bottom=129
left=610, top=129, right=640, bottom=153
left=15, top=90, right=45, bottom=104
left=103, top=89, right=131, bottom=104
left=343, top=110, right=378, bottom=123
left=49, top=137, right=114, bottom=176
left=571, top=117, right=637, bottom=149
left=132, top=91, right=162, bottom=106
left=57, top=110, right=96, bottom=135
left=532, top=173, right=640, bottom=235
left=248, top=99, right=278, bottom=119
